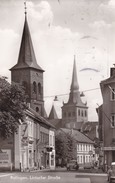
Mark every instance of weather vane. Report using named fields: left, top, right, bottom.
left=24, top=1, right=27, bottom=15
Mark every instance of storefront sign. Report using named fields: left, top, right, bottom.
left=0, top=149, right=11, bottom=167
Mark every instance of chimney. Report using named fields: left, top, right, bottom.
left=110, top=64, right=115, bottom=77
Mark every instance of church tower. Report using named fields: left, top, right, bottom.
left=10, top=9, right=44, bottom=116
left=61, top=55, right=88, bottom=128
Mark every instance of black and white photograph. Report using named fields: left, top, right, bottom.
left=0, top=0, right=115, bottom=182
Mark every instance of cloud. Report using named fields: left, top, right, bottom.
left=0, top=28, right=19, bottom=79
left=90, top=20, right=111, bottom=29
left=28, top=1, right=53, bottom=25
left=108, top=0, right=115, bottom=6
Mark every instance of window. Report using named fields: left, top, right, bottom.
left=36, top=107, right=39, bottom=112
left=85, top=110, right=87, bottom=117
left=78, top=109, right=80, bottom=116
left=83, top=144, right=85, bottom=151
left=28, top=121, right=33, bottom=137
left=73, top=111, right=75, bottom=116
left=68, top=112, right=71, bottom=117
left=111, top=114, right=115, bottom=127
left=110, top=88, right=115, bottom=100
left=33, top=81, right=37, bottom=93
left=81, top=110, right=83, bottom=116
left=38, top=83, right=41, bottom=94
left=50, top=135, right=52, bottom=146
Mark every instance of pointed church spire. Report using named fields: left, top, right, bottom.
left=24, top=1, right=27, bottom=16
left=49, top=104, right=58, bottom=119
left=10, top=4, right=43, bottom=72
left=68, top=55, right=82, bottom=104
left=71, top=55, right=79, bottom=91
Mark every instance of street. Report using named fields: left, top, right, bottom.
left=0, top=169, right=107, bottom=183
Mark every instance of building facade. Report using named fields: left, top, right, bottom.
left=99, top=65, right=115, bottom=167
left=58, top=128, right=95, bottom=167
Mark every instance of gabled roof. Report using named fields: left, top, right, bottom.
left=59, top=128, right=94, bottom=144
left=25, top=108, right=55, bottom=129
left=10, top=15, right=44, bottom=72
left=48, top=119, right=62, bottom=129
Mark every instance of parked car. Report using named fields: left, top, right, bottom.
left=108, top=162, right=115, bottom=183
left=66, top=160, right=79, bottom=171
left=84, top=163, right=94, bottom=169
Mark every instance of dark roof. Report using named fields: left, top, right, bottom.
left=81, top=121, right=99, bottom=140
left=26, top=108, right=55, bottom=129
left=48, top=105, right=58, bottom=119
left=48, top=119, right=62, bottom=129
left=10, top=16, right=44, bottom=72
left=59, top=128, right=94, bottom=144
left=100, top=75, right=115, bottom=85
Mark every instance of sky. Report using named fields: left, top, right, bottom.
left=0, top=0, right=115, bottom=121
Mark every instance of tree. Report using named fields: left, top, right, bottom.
left=55, top=130, right=76, bottom=166
left=0, top=77, right=28, bottom=139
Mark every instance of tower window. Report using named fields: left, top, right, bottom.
left=68, top=112, right=71, bottom=117
left=78, top=109, right=80, bottom=116
left=38, top=83, right=41, bottom=94
left=36, top=107, right=39, bottom=112
left=111, top=114, right=115, bottom=128
left=110, top=88, right=115, bottom=100
left=33, top=81, right=37, bottom=94
left=73, top=111, right=75, bottom=116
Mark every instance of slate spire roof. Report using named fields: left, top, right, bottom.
left=10, top=14, right=43, bottom=71
left=68, top=55, right=84, bottom=106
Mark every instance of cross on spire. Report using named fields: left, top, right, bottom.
left=24, top=1, right=27, bottom=16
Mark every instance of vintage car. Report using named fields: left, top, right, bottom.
left=108, top=162, right=115, bottom=183
left=66, top=160, right=79, bottom=171
left=84, top=163, right=94, bottom=169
